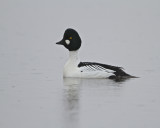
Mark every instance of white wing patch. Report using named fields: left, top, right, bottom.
left=80, top=64, right=114, bottom=73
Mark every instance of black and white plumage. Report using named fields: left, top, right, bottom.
left=78, top=62, right=131, bottom=79
left=56, top=28, right=135, bottom=80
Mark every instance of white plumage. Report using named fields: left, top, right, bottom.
left=63, top=51, right=113, bottom=78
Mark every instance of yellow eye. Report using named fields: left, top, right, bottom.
left=69, top=37, right=72, bottom=39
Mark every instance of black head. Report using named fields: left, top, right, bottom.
left=56, top=28, right=81, bottom=51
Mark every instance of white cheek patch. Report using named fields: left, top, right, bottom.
left=65, top=40, right=70, bottom=45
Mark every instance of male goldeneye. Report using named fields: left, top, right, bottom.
left=56, top=28, right=135, bottom=80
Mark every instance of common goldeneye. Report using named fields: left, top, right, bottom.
left=56, top=28, right=135, bottom=80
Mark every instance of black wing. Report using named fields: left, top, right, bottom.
left=78, top=62, right=131, bottom=77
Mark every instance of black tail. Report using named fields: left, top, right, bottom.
left=109, top=68, right=138, bottom=81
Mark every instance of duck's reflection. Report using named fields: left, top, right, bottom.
left=62, top=78, right=81, bottom=128
left=62, top=77, right=130, bottom=128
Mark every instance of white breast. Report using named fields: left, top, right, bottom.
left=63, top=51, right=81, bottom=77
left=63, top=62, right=81, bottom=78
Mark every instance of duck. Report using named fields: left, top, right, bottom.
left=56, top=28, right=136, bottom=80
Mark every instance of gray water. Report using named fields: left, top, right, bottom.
left=0, top=0, right=160, bottom=128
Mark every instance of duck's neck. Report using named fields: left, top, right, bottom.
left=67, top=50, right=80, bottom=65
left=69, top=50, right=79, bottom=60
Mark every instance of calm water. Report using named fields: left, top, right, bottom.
left=0, top=0, right=160, bottom=128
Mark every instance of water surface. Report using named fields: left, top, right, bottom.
left=0, top=0, right=160, bottom=128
